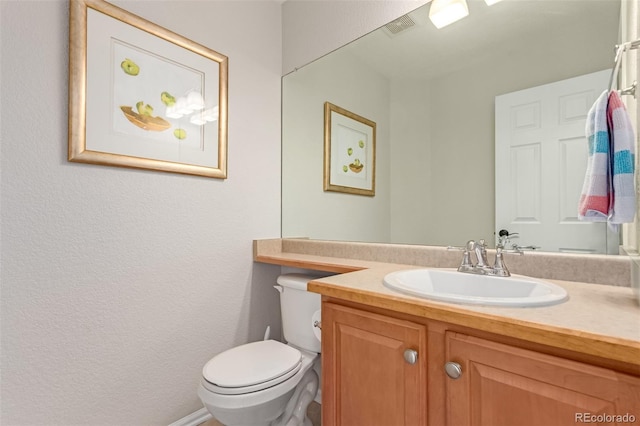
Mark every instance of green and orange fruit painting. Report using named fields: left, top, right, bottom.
left=160, top=91, right=176, bottom=107
left=120, top=58, right=140, bottom=76
left=173, top=128, right=187, bottom=140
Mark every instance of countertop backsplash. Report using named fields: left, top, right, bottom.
left=258, top=238, right=632, bottom=288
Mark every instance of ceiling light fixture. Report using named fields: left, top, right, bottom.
left=484, top=0, right=503, bottom=5
left=429, top=0, right=469, bottom=29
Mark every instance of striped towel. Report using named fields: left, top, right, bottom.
left=607, top=90, right=636, bottom=224
left=578, top=90, right=611, bottom=221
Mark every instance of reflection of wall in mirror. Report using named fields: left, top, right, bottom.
left=282, top=1, right=622, bottom=250
left=282, top=1, right=428, bottom=75
left=282, top=53, right=391, bottom=242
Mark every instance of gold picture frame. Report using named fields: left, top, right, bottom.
left=68, top=0, right=228, bottom=178
left=323, top=102, right=376, bottom=196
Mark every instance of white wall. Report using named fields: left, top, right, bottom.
left=389, top=80, right=432, bottom=244
left=282, top=51, right=391, bottom=242
left=0, top=1, right=283, bottom=424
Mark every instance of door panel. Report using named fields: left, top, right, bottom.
left=322, top=303, right=427, bottom=426
left=446, top=332, right=640, bottom=426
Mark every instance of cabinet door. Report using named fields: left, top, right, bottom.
left=445, top=332, right=640, bottom=426
left=322, top=303, right=427, bottom=426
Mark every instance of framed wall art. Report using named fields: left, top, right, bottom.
left=68, top=0, right=228, bottom=178
left=323, top=102, right=376, bottom=196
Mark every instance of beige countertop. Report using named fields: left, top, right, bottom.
left=254, top=238, right=640, bottom=369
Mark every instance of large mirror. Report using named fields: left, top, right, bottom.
left=282, top=0, right=622, bottom=254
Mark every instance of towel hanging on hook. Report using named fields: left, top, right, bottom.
left=580, top=40, right=638, bottom=226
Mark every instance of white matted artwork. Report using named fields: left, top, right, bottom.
left=68, top=0, right=228, bottom=178
left=323, top=102, right=376, bottom=196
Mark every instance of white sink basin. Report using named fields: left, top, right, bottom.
left=383, top=268, right=568, bottom=307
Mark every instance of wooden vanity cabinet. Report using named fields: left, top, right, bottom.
left=445, top=332, right=640, bottom=426
left=321, top=299, right=640, bottom=426
left=321, top=302, right=428, bottom=426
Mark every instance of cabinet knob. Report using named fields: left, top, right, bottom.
left=445, top=362, right=462, bottom=379
left=403, top=349, right=418, bottom=365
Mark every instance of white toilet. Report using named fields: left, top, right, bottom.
left=198, top=274, right=322, bottom=426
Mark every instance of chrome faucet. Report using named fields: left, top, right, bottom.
left=449, top=239, right=523, bottom=277
left=473, top=239, right=489, bottom=268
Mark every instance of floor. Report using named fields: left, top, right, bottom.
left=199, top=401, right=321, bottom=426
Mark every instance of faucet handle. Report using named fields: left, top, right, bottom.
left=497, top=229, right=519, bottom=238
left=458, top=250, right=474, bottom=272
left=496, top=229, right=519, bottom=247
left=493, top=245, right=511, bottom=276
left=448, top=241, right=475, bottom=272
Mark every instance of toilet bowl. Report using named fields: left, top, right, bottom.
left=198, top=274, right=323, bottom=426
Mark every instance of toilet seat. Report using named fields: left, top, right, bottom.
left=202, top=340, right=302, bottom=395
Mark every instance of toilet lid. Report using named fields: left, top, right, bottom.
left=202, top=340, right=302, bottom=391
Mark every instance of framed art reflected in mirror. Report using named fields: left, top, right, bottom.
left=323, top=102, right=376, bottom=196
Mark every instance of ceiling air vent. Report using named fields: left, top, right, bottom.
left=383, top=14, right=416, bottom=37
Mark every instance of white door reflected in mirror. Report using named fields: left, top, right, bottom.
left=495, top=70, right=619, bottom=255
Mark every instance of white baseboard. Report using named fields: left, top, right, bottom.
left=168, top=407, right=213, bottom=426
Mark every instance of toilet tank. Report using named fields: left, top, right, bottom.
left=276, top=274, right=322, bottom=353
